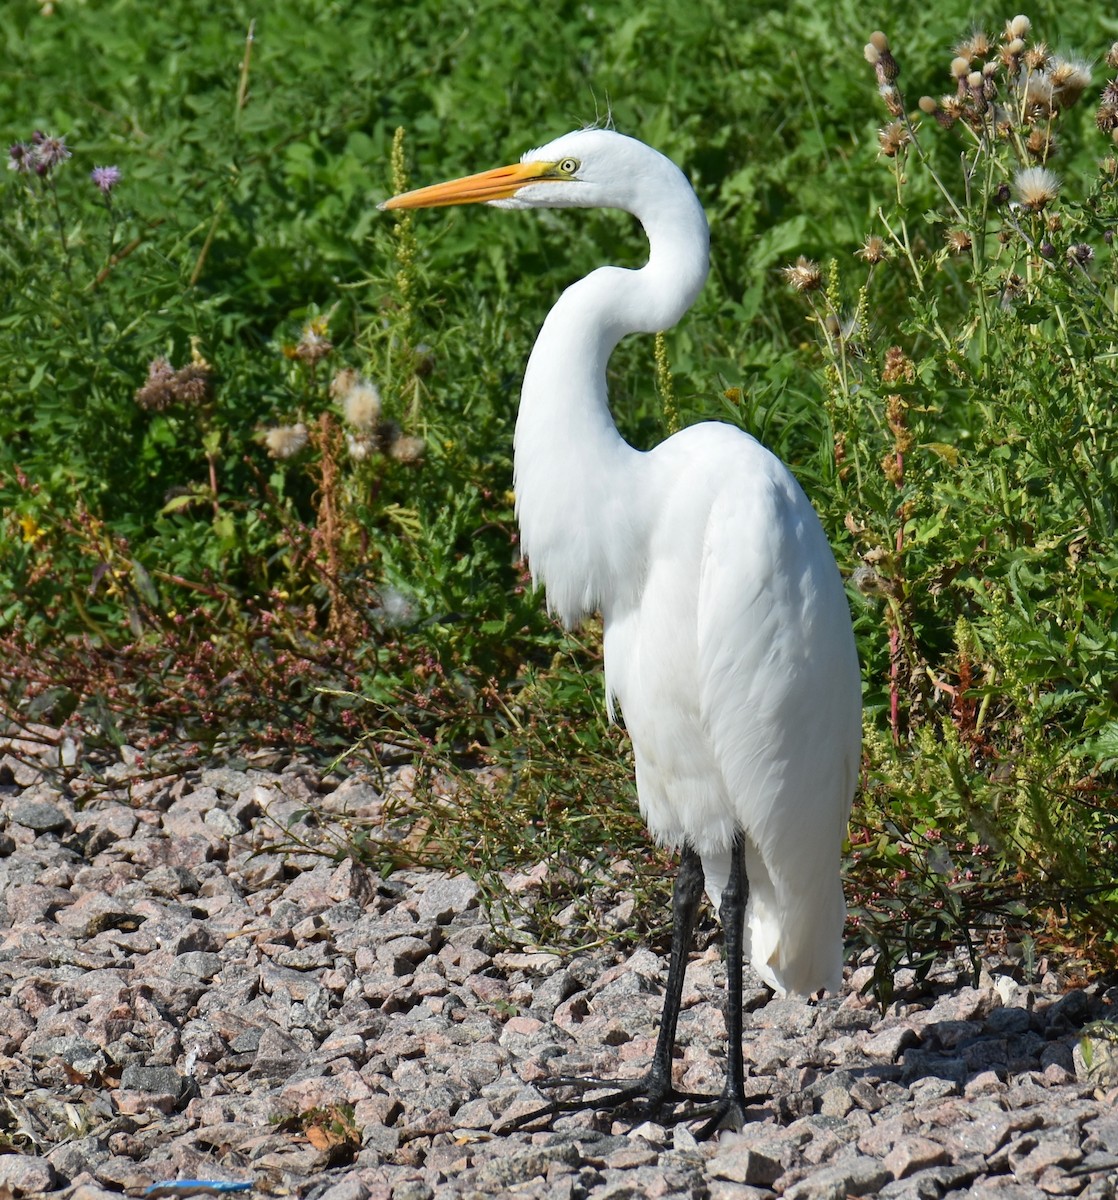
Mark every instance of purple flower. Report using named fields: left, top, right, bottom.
left=7, top=142, right=31, bottom=173
left=91, top=165, right=121, bottom=195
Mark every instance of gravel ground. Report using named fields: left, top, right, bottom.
left=1, top=726, right=1117, bottom=1200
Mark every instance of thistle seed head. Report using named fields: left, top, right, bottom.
left=294, top=316, right=332, bottom=364
left=856, top=234, right=890, bottom=264
left=878, top=120, right=911, bottom=157
left=346, top=432, right=375, bottom=461
left=1005, top=15, right=1031, bottom=41
left=389, top=435, right=426, bottom=465
left=342, top=380, right=383, bottom=432
left=29, top=131, right=70, bottom=174
left=1067, top=242, right=1094, bottom=267
left=1050, top=58, right=1092, bottom=109
left=1013, top=165, right=1061, bottom=211
left=1023, top=42, right=1051, bottom=72
left=264, top=423, right=309, bottom=459
left=781, top=256, right=823, bottom=292
left=1026, top=127, right=1056, bottom=161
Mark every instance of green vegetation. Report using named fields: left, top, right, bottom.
left=2, top=0, right=1116, bottom=980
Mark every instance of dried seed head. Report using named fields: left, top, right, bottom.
left=941, top=95, right=965, bottom=124
left=1006, top=15, right=1031, bottom=41
left=1023, top=42, right=1050, bottom=72
left=329, top=367, right=360, bottom=400
left=135, top=357, right=178, bottom=412
left=781, top=256, right=823, bottom=292
left=878, top=120, right=911, bottom=157
left=881, top=451, right=903, bottom=486
left=1050, top=58, right=1092, bottom=109
left=173, top=363, right=212, bottom=405
left=852, top=564, right=887, bottom=596
left=342, top=380, right=382, bottom=432
left=1108, top=42, right=1118, bottom=71
left=882, top=347, right=915, bottom=384
left=878, top=85, right=904, bottom=117
left=134, top=354, right=212, bottom=411
left=389, top=435, right=426, bottom=465
left=956, top=31, right=991, bottom=61
left=1024, top=74, right=1054, bottom=115
left=1026, top=127, right=1056, bottom=161
left=1001, top=38, right=1025, bottom=70
left=346, top=432, right=375, bottom=461
left=264, top=423, right=309, bottom=459
left=29, top=131, right=70, bottom=174
left=1067, top=242, right=1094, bottom=267
left=945, top=228, right=973, bottom=254
left=856, top=234, right=890, bottom=264
left=886, top=397, right=914, bottom=452
left=865, top=32, right=899, bottom=83
left=1014, top=165, right=1061, bottom=211
left=950, top=56, right=971, bottom=83
left=294, top=316, right=332, bottom=364
left=1101, top=106, right=1118, bottom=134
left=1001, top=272, right=1025, bottom=306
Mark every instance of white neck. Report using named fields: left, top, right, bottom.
left=513, top=196, right=709, bottom=626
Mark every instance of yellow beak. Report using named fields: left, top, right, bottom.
left=379, top=160, right=549, bottom=210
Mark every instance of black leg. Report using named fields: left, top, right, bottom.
left=494, top=843, right=713, bottom=1133
left=695, top=832, right=752, bottom=1138
left=646, top=843, right=705, bottom=1103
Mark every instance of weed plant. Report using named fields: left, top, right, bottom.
left=803, top=19, right=1118, bottom=987
left=1, top=1, right=1116, bottom=976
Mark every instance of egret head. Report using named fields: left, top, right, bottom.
left=379, top=128, right=679, bottom=216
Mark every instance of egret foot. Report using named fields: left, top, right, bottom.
left=494, top=1069, right=718, bottom=1135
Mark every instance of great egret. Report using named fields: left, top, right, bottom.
left=381, top=128, right=861, bottom=1134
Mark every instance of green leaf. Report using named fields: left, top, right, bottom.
left=130, top=559, right=161, bottom=608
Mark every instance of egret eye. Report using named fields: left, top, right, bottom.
left=558, top=158, right=580, bottom=176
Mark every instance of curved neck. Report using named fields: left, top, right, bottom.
left=513, top=202, right=709, bottom=626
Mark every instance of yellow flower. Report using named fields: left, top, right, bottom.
left=19, top=514, right=42, bottom=544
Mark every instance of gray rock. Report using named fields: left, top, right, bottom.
left=782, top=1156, right=891, bottom=1200
left=120, top=1063, right=183, bottom=1093
left=8, top=797, right=70, bottom=833
left=417, top=875, right=480, bottom=923
left=0, top=1155, right=57, bottom=1195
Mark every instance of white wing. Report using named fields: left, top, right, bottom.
left=694, top=431, right=861, bottom=996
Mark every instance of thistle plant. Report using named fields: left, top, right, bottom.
left=787, top=16, right=1118, bottom=971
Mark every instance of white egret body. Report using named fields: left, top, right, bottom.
left=382, top=128, right=861, bottom=1128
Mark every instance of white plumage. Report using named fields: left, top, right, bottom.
left=382, top=128, right=861, bottom=1121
